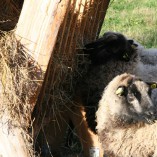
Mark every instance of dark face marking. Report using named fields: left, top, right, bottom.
left=129, top=84, right=141, bottom=103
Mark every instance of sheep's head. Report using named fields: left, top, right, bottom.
left=96, top=73, right=157, bottom=130
left=84, top=32, right=138, bottom=65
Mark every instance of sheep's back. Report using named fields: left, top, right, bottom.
left=139, top=48, right=157, bottom=65
left=135, top=60, right=157, bottom=82
left=99, top=123, right=157, bottom=157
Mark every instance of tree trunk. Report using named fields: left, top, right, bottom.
left=0, top=0, right=69, bottom=156
left=16, top=0, right=69, bottom=72
left=32, top=0, right=110, bottom=156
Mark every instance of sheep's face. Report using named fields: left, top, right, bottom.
left=102, top=32, right=136, bottom=61
left=84, top=32, right=137, bottom=65
left=98, top=73, right=157, bottom=129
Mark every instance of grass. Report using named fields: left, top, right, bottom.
left=100, top=0, right=157, bottom=48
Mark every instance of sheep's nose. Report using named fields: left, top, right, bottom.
left=147, top=111, right=155, bottom=115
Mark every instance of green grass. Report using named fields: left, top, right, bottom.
left=100, top=0, right=157, bottom=48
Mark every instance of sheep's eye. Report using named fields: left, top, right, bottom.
left=123, top=53, right=129, bottom=60
left=116, top=86, right=126, bottom=96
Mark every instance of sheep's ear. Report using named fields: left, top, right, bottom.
left=146, top=82, right=157, bottom=89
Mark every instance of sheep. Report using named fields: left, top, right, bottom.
left=70, top=31, right=157, bottom=157
left=80, top=31, right=157, bottom=133
left=96, top=73, right=157, bottom=157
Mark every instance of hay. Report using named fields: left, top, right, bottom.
left=0, top=30, right=42, bottom=156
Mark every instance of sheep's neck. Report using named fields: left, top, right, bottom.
left=105, top=120, right=147, bottom=132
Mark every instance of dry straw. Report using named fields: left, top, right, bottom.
left=0, top=30, right=42, bottom=156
